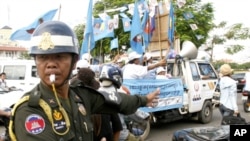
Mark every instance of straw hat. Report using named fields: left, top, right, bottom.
left=220, top=64, right=233, bottom=76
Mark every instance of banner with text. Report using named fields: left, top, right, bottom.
left=123, top=79, right=184, bottom=112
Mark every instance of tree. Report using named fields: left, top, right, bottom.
left=174, top=0, right=214, bottom=48
left=203, top=22, right=250, bottom=62
left=74, top=0, right=215, bottom=58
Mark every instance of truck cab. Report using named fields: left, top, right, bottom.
left=150, top=41, right=219, bottom=124
left=163, top=57, right=219, bottom=123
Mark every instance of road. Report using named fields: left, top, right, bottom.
left=145, top=93, right=250, bottom=141
left=1, top=93, right=249, bottom=141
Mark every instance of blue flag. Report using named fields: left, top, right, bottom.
left=168, top=2, right=175, bottom=49
left=183, top=12, right=194, bottom=20
left=110, top=38, right=118, bottom=50
left=119, top=13, right=129, bottom=18
left=122, top=18, right=131, bottom=32
left=130, top=1, right=143, bottom=54
left=141, top=11, right=150, bottom=48
left=93, top=17, right=114, bottom=42
left=10, top=9, right=58, bottom=41
left=80, top=0, right=95, bottom=55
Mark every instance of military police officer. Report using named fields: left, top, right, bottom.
left=8, top=21, right=160, bottom=141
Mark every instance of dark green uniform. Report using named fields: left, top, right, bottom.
left=11, top=79, right=147, bottom=141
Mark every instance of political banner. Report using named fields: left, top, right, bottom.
left=123, top=78, right=184, bottom=112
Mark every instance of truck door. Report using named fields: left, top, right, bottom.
left=188, top=62, right=218, bottom=112
left=197, top=63, right=218, bottom=98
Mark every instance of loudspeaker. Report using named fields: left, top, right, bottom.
left=179, top=41, right=198, bottom=59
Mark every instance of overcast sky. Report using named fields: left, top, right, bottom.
left=0, top=0, right=88, bottom=30
left=0, top=0, right=249, bottom=62
left=1, top=0, right=249, bottom=30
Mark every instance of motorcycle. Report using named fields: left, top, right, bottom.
left=124, top=109, right=151, bottom=141
left=242, top=90, right=250, bottom=112
left=242, top=72, right=250, bottom=113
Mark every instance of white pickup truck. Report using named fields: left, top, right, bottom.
left=123, top=41, right=219, bottom=140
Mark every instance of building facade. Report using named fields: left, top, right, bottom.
left=0, top=26, right=28, bottom=60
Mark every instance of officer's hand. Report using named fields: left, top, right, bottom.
left=146, top=88, right=160, bottom=107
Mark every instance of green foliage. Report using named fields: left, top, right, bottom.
left=175, top=0, right=214, bottom=47
left=206, top=22, right=250, bottom=61
left=212, top=60, right=250, bottom=72
left=73, top=24, right=84, bottom=52
left=74, top=0, right=215, bottom=57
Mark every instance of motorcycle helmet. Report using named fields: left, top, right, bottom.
left=29, top=21, right=79, bottom=56
left=99, top=64, right=123, bottom=88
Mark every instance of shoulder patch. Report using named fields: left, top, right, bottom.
left=25, top=114, right=45, bottom=135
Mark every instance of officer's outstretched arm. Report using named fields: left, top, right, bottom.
left=96, top=88, right=160, bottom=115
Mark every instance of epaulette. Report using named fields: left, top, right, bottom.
left=28, top=90, right=41, bottom=107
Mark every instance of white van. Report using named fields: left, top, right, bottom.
left=0, top=60, right=40, bottom=92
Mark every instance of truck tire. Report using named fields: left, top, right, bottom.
left=198, top=100, right=213, bottom=124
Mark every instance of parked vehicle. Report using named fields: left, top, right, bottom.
left=0, top=60, right=40, bottom=92
left=242, top=72, right=250, bottom=112
left=0, top=87, right=24, bottom=109
left=231, top=72, right=246, bottom=92
left=172, top=125, right=230, bottom=141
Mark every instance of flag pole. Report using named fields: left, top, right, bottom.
left=88, top=36, right=91, bottom=63
left=156, top=5, right=162, bottom=59
left=58, top=4, right=61, bottom=20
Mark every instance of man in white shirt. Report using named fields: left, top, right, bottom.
left=156, top=67, right=171, bottom=79
left=0, top=72, right=9, bottom=91
left=143, top=53, right=158, bottom=79
left=123, top=51, right=166, bottom=79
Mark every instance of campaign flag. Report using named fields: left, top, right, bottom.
left=10, top=9, right=58, bottom=41
left=119, top=6, right=128, bottom=12
left=141, top=11, right=150, bottom=48
left=196, top=34, right=204, bottom=40
left=110, top=38, right=118, bottom=50
left=183, top=12, right=194, bottom=20
left=130, top=1, right=143, bottom=54
left=122, top=18, right=131, bottom=32
left=80, top=0, right=95, bottom=55
left=190, top=24, right=198, bottom=30
left=177, top=0, right=186, bottom=8
left=168, top=2, right=175, bottom=49
left=149, top=7, right=156, bottom=35
left=120, top=13, right=129, bottom=19
left=93, top=17, right=114, bottom=41
left=113, top=14, right=119, bottom=29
